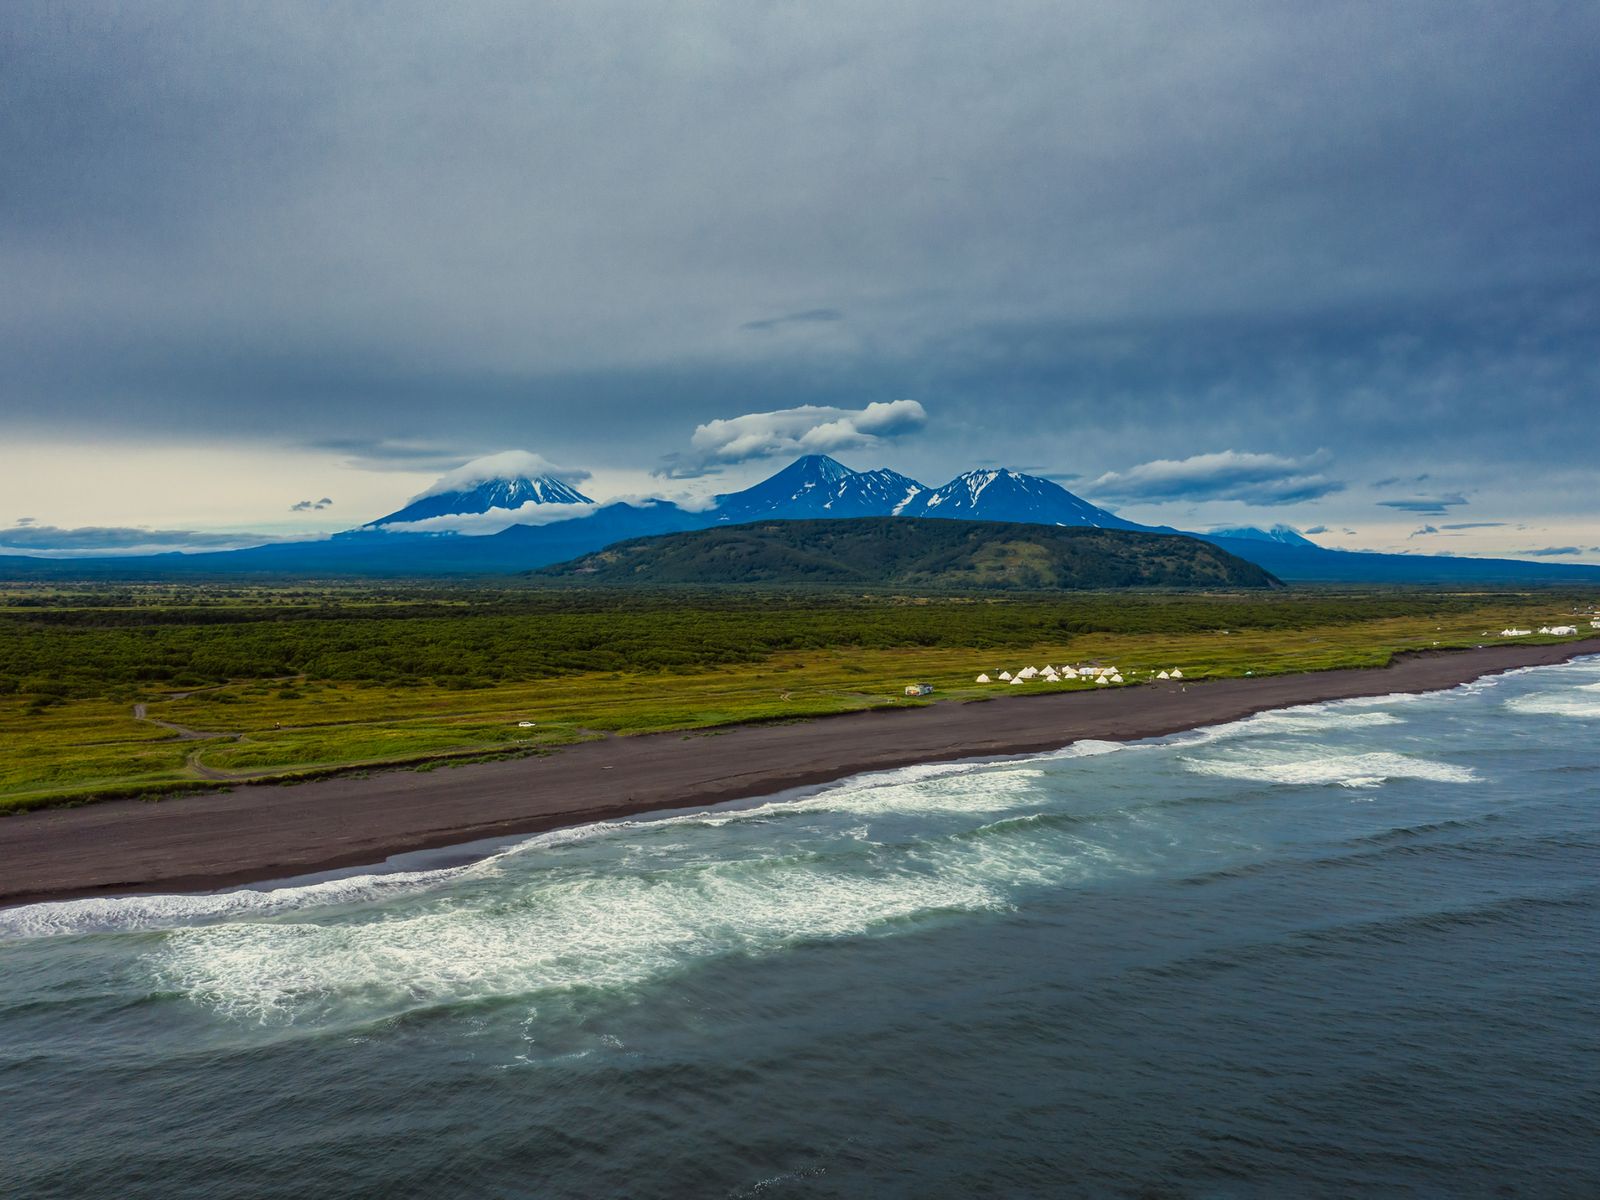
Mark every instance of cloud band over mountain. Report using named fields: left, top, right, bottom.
left=660, top=400, right=927, bottom=477
left=1087, top=451, right=1343, bottom=507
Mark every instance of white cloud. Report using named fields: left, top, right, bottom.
left=416, top=451, right=592, bottom=499
left=378, top=486, right=722, bottom=535
left=1087, top=450, right=1343, bottom=506
left=379, top=501, right=600, bottom=536
left=664, top=399, right=927, bottom=476
left=0, top=524, right=317, bottom=556
left=604, top=491, right=721, bottom=514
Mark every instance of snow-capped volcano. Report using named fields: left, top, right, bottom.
left=712, top=454, right=928, bottom=521
left=901, top=468, right=1146, bottom=530
left=368, top=452, right=594, bottom=528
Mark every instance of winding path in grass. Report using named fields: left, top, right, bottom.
left=131, top=701, right=247, bottom=780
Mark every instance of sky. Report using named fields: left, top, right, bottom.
left=3, top=1, right=1597, bottom=559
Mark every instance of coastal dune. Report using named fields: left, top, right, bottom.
left=4, top=638, right=1597, bottom=909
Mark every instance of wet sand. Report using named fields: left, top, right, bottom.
left=4, top=638, right=1597, bottom=908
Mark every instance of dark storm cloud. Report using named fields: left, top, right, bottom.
left=741, top=309, right=844, bottom=333
left=1087, top=451, right=1343, bottom=506
left=1376, top=494, right=1470, bottom=515
left=313, top=438, right=485, bottom=473
left=2, top=0, right=1598, bottom=503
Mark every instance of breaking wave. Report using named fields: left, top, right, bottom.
left=1504, top=681, right=1600, bottom=720
left=1181, top=749, right=1477, bottom=789
left=148, top=857, right=1010, bottom=1023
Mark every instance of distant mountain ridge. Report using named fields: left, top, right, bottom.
left=5, top=452, right=1600, bottom=584
left=1205, top=524, right=1320, bottom=548
left=362, top=453, right=1153, bottom=535
left=902, top=468, right=1144, bottom=529
left=537, top=518, right=1283, bottom=590
left=711, top=455, right=928, bottom=522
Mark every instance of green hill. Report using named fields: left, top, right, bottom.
left=535, top=518, right=1283, bottom=590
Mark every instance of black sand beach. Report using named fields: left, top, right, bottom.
left=4, top=638, right=1597, bottom=908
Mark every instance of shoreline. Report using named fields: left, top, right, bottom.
left=4, top=637, right=1597, bottom=909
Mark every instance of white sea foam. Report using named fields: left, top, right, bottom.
left=1182, top=749, right=1477, bottom=789
left=0, top=825, right=613, bottom=940
left=148, top=857, right=1010, bottom=1022
left=1504, top=684, right=1600, bottom=720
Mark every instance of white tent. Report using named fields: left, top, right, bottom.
left=1110, top=673, right=1124, bottom=683
left=1156, top=670, right=1170, bottom=680
left=1171, top=669, right=1184, bottom=679
left=1010, top=676, right=1026, bottom=685
left=1059, top=666, right=1079, bottom=678
left=1019, top=666, right=1038, bottom=679
left=999, top=670, right=1012, bottom=680
left=975, top=673, right=991, bottom=683
left=1095, top=675, right=1109, bottom=685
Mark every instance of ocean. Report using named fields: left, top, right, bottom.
left=4, top=658, right=1598, bottom=1198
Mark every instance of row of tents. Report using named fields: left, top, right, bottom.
left=974, top=665, right=1185, bottom=687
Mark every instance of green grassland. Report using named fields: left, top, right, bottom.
left=1, top=583, right=1593, bottom=811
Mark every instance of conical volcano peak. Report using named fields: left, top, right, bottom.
left=367, top=451, right=594, bottom=527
